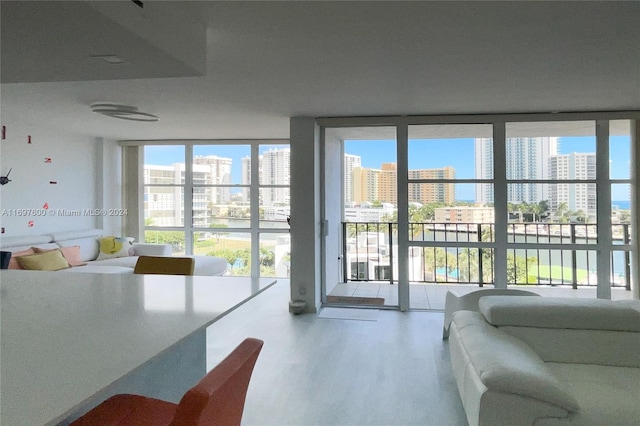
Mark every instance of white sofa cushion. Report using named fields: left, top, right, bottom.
left=500, top=327, right=640, bottom=368
left=535, top=364, right=640, bottom=426
left=479, top=296, right=640, bottom=332
left=0, top=235, right=54, bottom=252
left=450, top=311, right=579, bottom=412
left=88, top=256, right=139, bottom=268
left=64, top=265, right=134, bottom=274
left=45, top=228, right=103, bottom=242
left=57, top=237, right=100, bottom=262
left=131, top=243, right=171, bottom=256
left=188, top=255, right=227, bottom=276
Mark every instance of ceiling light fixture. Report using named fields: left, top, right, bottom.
left=91, top=103, right=159, bottom=122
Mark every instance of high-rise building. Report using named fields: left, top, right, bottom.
left=241, top=156, right=253, bottom=203
left=344, top=154, right=362, bottom=204
left=548, top=152, right=596, bottom=221
left=352, top=167, right=381, bottom=204
left=144, top=164, right=183, bottom=227
left=194, top=155, right=233, bottom=204
left=378, top=163, right=398, bottom=205
left=475, top=137, right=558, bottom=203
left=408, top=166, right=456, bottom=204
left=145, top=157, right=232, bottom=228
left=351, top=162, right=455, bottom=205
left=261, top=148, right=290, bottom=206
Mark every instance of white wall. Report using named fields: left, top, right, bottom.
left=289, top=117, right=321, bottom=313
left=322, top=130, right=343, bottom=296
left=97, top=138, right=124, bottom=236
left=0, top=119, right=108, bottom=237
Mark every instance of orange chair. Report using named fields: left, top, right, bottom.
left=71, top=338, right=264, bottom=426
left=133, top=255, right=195, bottom=276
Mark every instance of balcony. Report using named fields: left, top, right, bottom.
left=336, top=221, right=632, bottom=309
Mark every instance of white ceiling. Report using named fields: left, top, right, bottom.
left=1, top=1, right=639, bottom=141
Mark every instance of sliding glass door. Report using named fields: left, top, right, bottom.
left=320, top=113, right=638, bottom=311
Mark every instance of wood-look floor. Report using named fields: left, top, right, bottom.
left=206, top=280, right=468, bottom=426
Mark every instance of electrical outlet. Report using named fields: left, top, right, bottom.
left=299, top=286, right=307, bottom=295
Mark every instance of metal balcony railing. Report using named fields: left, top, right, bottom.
left=342, top=222, right=631, bottom=289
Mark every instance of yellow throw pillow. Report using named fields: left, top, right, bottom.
left=16, top=249, right=71, bottom=271
left=33, top=246, right=87, bottom=267
left=96, top=236, right=135, bottom=260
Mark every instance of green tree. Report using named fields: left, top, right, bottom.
left=507, top=253, right=538, bottom=284
left=259, top=247, right=275, bottom=267
left=555, top=202, right=569, bottom=223
left=208, top=222, right=229, bottom=242
left=144, top=231, right=185, bottom=250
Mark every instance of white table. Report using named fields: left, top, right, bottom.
left=0, top=271, right=276, bottom=426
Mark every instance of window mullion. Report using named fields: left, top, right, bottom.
left=184, top=144, right=194, bottom=255
left=251, top=143, right=260, bottom=277
left=493, top=121, right=508, bottom=288
left=596, top=120, right=612, bottom=298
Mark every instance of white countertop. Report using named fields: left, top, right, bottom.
left=0, top=271, right=276, bottom=426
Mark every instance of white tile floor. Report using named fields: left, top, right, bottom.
left=206, top=280, right=637, bottom=425
left=207, top=280, right=468, bottom=425
left=328, top=282, right=635, bottom=310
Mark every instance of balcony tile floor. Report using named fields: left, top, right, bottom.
left=328, top=282, right=634, bottom=310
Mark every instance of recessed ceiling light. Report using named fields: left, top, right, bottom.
left=91, top=103, right=159, bottom=122
left=90, top=54, right=127, bottom=64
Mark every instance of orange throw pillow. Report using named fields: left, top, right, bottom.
left=34, top=245, right=86, bottom=267
left=8, top=248, right=36, bottom=269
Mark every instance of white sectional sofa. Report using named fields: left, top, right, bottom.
left=1, top=229, right=227, bottom=276
left=448, top=295, right=640, bottom=426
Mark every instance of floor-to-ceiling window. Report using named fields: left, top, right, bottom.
left=320, top=113, right=638, bottom=310
left=406, top=124, right=494, bottom=309
left=131, top=140, right=290, bottom=278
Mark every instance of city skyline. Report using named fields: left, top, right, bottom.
left=144, top=135, right=631, bottom=206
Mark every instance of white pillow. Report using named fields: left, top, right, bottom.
left=96, top=236, right=135, bottom=261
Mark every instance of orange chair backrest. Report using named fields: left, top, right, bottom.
left=169, top=338, right=264, bottom=426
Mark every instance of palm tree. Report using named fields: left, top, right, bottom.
left=555, top=202, right=569, bottom=223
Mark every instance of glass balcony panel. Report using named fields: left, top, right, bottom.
left=611, top=249, right=631, bottom=289
left=507, top=248, right=597, bottom=286
left=411, top=246, right=495, bottom=285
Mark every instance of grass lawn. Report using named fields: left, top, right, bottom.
left=536, top=265, right=588, bottom=282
